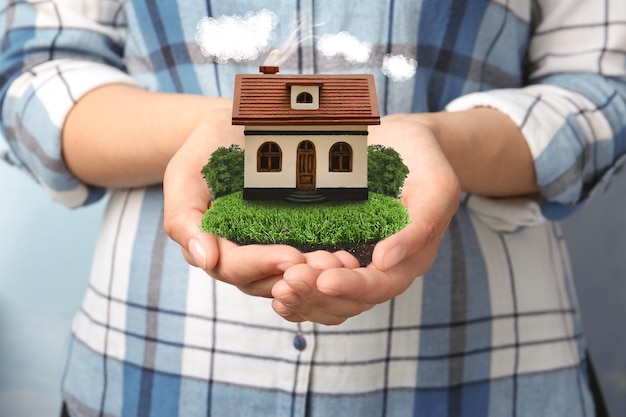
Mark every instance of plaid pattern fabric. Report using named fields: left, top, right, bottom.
left=2, top=1, right=626, bottom=416
left=61, top=187, right=591, bottom=417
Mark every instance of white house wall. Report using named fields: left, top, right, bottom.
left=316, top=135, right=368, bottom=188
left=244, top=135, right=296, bottom=188
left=244, top=125, right=368, bottom=189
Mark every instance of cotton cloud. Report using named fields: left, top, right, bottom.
left=317, top=31, right=372, bottom=64
left=195, top=9, right=278, bottom=63
left=381, top=54, right=418, bottom=82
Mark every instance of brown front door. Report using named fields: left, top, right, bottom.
left=297, top=140, right=316, bottom=190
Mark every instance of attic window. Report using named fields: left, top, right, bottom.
left=296, top=92, right=313, bottom=104
left=290, top=85, right=320, bottom=110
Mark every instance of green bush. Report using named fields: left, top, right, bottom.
left=201, top=143, right=409, bottom=199
left=201, top=144, right=245, bottom=199
left=367, top=144, right=409, bottom=198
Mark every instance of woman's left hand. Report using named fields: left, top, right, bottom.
left=271, top=115, right=461, bottom=324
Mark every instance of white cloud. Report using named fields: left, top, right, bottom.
left=381, top=54, right=418, bottom=82
left=317, top=31, right=372, bottom=64
left=195, top=9, right=278, bottom=64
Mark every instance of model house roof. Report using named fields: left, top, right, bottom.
left=232, top=70, right=381, bottom=126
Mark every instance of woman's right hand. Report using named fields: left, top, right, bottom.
left=163, top=108, right=307, bottom=298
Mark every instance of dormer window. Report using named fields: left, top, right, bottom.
left=296, top=92, right=313, bottom=104
left=290, top=84, right=320, bottom=110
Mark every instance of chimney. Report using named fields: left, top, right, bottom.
left=259, top=66, right=279, bottom=74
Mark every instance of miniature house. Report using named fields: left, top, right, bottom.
left=232, top=66, right=380, bottom=201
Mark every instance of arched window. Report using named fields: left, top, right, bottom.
left=296, top=92, right=313, bottom=104
left=329, top=142, right=352, bottom=172
left=257, top=142, right=282, bottom=172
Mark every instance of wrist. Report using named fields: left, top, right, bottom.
left=425, top=108, right=537, bottom=196
left=164, top=94, right=233, bottom=156
left=63, top=84, right=233, bottom=188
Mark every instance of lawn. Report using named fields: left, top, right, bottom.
left=200, top=191, right=410, bottom=246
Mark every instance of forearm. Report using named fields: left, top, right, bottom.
left=62, top=84, right=232, bottom=188
left=392, top=108, right=537, bottom=198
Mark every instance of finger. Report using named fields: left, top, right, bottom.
left=276, top=265, right=376, bottom=319
left=272, top=295, right=371, bottom=325
left=271, top=279, right=308, bottom=322
left=163, top=192, right=219, bottom=270
left=275, top=263, right=319, bottom=298
left=315, top=266, right=418, bottom=305
left=332, top=250, right=361, bottom=268
left=372, top=172, right=459, bottom=272
left=215, top=243, right=306, bottom=287
left=163, top=138, right=219, bottom=269
left=276, top=254, right=342, bottom=298
left=303, top=250, right=346, bottom=270
left=282, top=251, right=359, bottom=297
left=271, top=298, right=307, bottom=322
left=237, top=274, right=285, bottom=298
left=371, top=219, right=437, bottom=276
left=163, top=109, right=243, bottom=270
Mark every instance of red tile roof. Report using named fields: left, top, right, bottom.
left=232, top=73, right=380, bottom=126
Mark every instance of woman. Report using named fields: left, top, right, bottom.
left=2, top=1, right=625, bottom=415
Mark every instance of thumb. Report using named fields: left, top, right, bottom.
left=163, top=142, right=219, bottom=270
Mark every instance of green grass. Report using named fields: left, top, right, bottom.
left=200, top=192, right=410, bottom=245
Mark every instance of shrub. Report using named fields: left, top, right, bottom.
left=201, top=144, right=245, bottom=199
left=367, top=144, right=409, bottom=198
left=201, top=143, right=409, bottom=200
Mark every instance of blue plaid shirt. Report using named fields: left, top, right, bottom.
left=2, top=1, right=626, bottom=416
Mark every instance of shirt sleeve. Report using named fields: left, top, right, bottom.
left=446, top=0, right=626, bottom=220
left=0, top=1, right=141, bottom=208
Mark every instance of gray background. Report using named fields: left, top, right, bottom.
left=1, top=157, right=624, bottom=416
left=561, top=170, right=626, bottom=416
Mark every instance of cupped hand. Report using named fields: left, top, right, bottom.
left=163, top=107, right=306, bottom=297
left=271, top=114, right=461, bottom=324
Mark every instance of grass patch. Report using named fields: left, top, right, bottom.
left=200, top=192, right=410, bottom=246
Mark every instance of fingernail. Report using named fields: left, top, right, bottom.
left=276, top=262, right=294, bottom=272
left=383, top=245, right=406, bottom=269
left=290, top=281, right=312, bottom=295
left=278, top=294, right=300, bottom=307
left=317, top=277, right=342, bottom=296
left=189, top=239, right=207, bottom=269
left=317, top=286, right=341, bottom=297
left=275, top=307, right=292, bottom=317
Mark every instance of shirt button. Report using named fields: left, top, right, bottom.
left=293, top=334, right=307, bottom=351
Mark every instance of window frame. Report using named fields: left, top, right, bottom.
left=329, top=142, right=353, bottom=173
left=290, top=85, right=320, bottom=110
left=257, top=141, right=282, bottom=172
